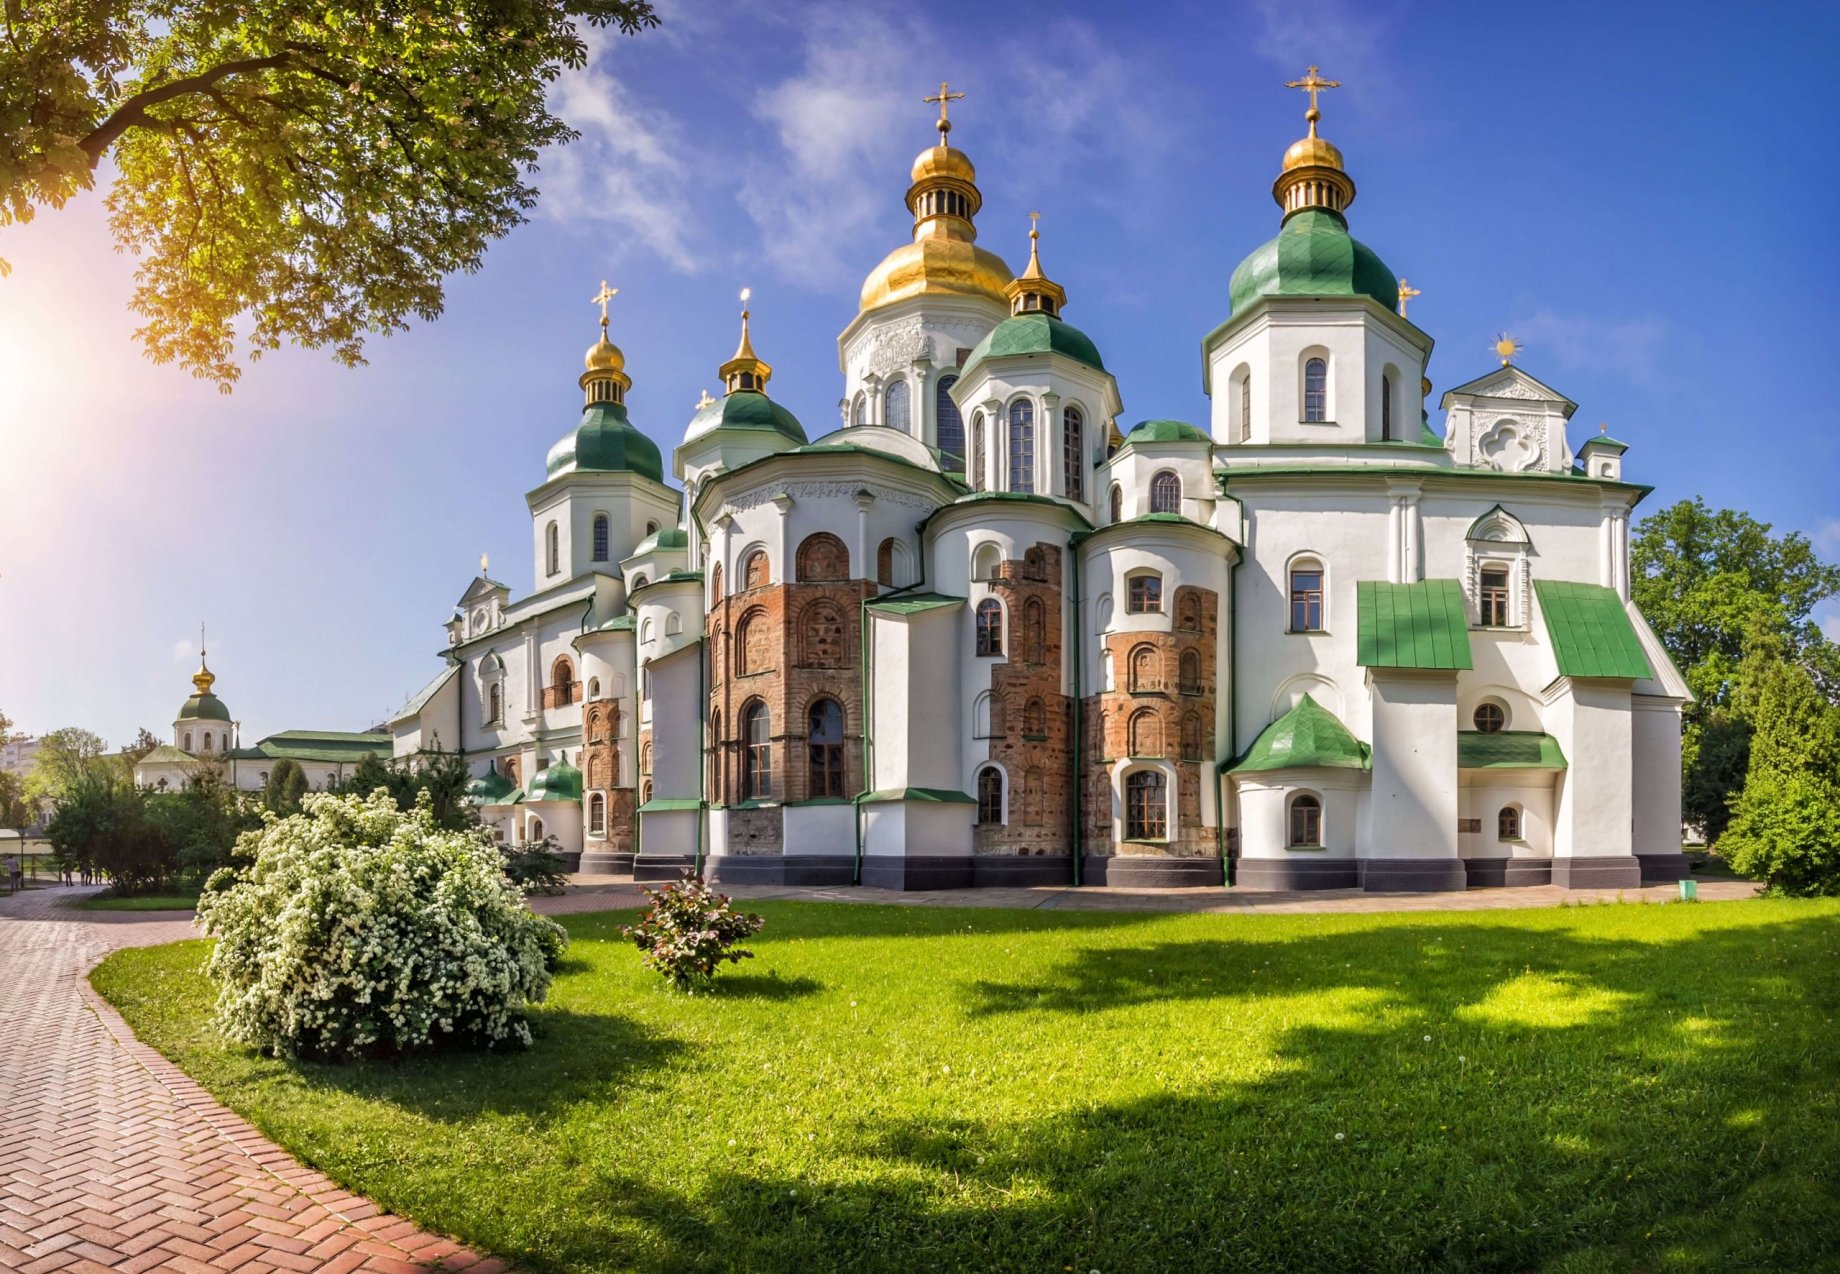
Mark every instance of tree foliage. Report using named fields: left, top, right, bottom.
left=47, top=767, right=178, bottom=891
left=124, top=727, right=165, bottom=763
left=25, top=726, right=115, bottom=805
left=1720, top=649, right=1840, bottom=895
left=263, top=756, right=309, bottom=815
left=333, top=747, right=477, bottom=830
left=2, top=0, right=659, bottom=387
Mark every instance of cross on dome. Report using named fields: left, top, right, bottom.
left=1397, top=278, right=1422, bottom=318
left=590, top=280, right=618, bottom=328
left=1286, top=64, right=1341, bottom=133
left=923, top=81, right=965, bottom=141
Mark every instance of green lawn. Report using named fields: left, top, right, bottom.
left=91, top=899, right=1840, bottom=1273
left=81, top=889, right=201, bottom=911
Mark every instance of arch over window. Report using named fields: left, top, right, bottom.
left=552, top=657, right=577, bottom=705
left=1498, top=804, right=1522, bottom=840
left=736, top=607, right=772, bottom=676
left=1109, top=483, right=1123, bottom=523
left=183, top=731, right=192, bottom=751
left=936, top=374, right=963, bottom=464
left=884, top=379, right=911, bottom=433
left=877, top=537, right=897, bottom=587
left=1126, top=770, right=1168, bottom=840
left=1023, top=598, right=1045, bottom=664
left=1473, top=701, right=1507, bottom=733
left=588, top=792, right=606, bottom=836
left=645, top=521, right=659, bottom=536
left=1289, top=793, right=1323, bottom=847
left=742, top=548, right=770, bottom=591
left=587, top=676, right=601, bottom=699
left=970, top=411, right=985, bottom=491
left=975, top=599, right=1004, bottom=655
left=1179, top=649, right=1202, bottom=694
left=1129, top=644, right=1160, bottom=692
left=1233, top=364, right=1253, bottom=443
left=487, top=682, right=502, bottom=724
left=1175, top=591, right=1202, bottom=632
left=1023, top=697, right=1047, bottom=737
left=1129, top=708, right=1162, bottom=757
left=592, top=513, right=610, bottom=562
left=546, top=520, right=560, bottom=575
left=1127, top=571, right=1163, bottom=614
left=807, top=697, right=845, bottom=799
left=798, top=600, right=847, bottom=668
left=976, top=766, right=1005, bottom=825
left=1289, top=558, right=1325, bottom=632
left=972, top=542, right=1002, bottom=583
left=742, top=700, right=772, bottom=799
left=973, top=690, right=995, bottom=738
left=202, top=732, right=213, bottom=752
left=851, top=392, right=868, bottom=427
left=640, top=778, right=653, bottom=803
left=1007, top=399, right=1035, bottom=492
left=1149, top=470, right=1182, bottom=514
left=710, top=563, right=723, bottom=602
left=632, top=574, right=649, bottom=592
left=795, top=532, right=850, bottom=582
left=1479, top=565, right=1512, bottom=627
left=1062, top=405, right=1085, bottom=500
left=1303, top=356, right=1328, bottom=423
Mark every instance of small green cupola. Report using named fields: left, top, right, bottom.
left=526, top=754, right=583, bottom=803
left=681, top=293, right=808, bottom=449
left=176, top=650, right=232, bottom=723
left=1228, top=694, right=1372, bottom=773
left=546, top=283, right=666, bottom=483
left=959, top=216, right=1106, bottom=381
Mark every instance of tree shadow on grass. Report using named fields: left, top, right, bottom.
left=707, top=972, right=824, bottom=1001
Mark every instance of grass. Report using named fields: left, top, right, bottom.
left=81, top=888, right=201, bottom=911
left=92, top=898, right=1840, bottom=1273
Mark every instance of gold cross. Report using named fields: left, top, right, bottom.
left=1285, top=64, right=1341, bottom=131
left=923, top=81, right=966, bottom=139
left=590, top=280, right=618, bottom=327
left=1396, top=278, right=1421, bottom=318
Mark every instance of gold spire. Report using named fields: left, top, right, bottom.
left=1396, top=278, right=1422, bottom=318
left=480, top=551, right=490, bottom=575
left=719, top=287, right=772, bottom=394
left=923, top=81, right=965, bottom=142
left=1274, top=64, right=1355, bottom=218
left=192, top=624, right=216, bottom=695
left=580, top=279, right=631, bottom=406
left=1005, top=211, right=1068, bottom=317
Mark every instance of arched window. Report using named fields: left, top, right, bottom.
left=1023, top=698, right=1046, bottom=737
left=1127, top=572, right=1162, bottom=614
left=795, top=532, right=849, bottom=581
left=736, top=608, right=772, bottom=676
left=551, top=657, right=576, bottom=706
left=1129, top=644, right=1160, bottom=692
left=742, top=701, right=771, bottom=799
left=970, top=411, right=985, bottom=491
left=632, top=574, right=649, bottom=592
left=587, top=677, right=601, bottom=699
left=973, top=691, right=994, bottom=738
left=588, top=792, right=606, bottom=836
left=592, top=514, right=610, bottom=562
left=877, top=537, right=896, bottom=586
left=183, top=731, right=192, bottom=751
left=1129, top=709, right=1161, bottom=757
left=487, top=683, right=502, bottom=724
left=798, top=601, right=847, bottom=668
left=807, top=698, right=845, bottom=799
left=1498, top=805, right=1522, bottom=841
left=528, top=815, right=545, bottom=843
left=1473, top=702, right=1507, bottom=733
left=972, top=542, right=1002, bottom=582
left=1023, top=598, right=1045, bottom=664
left=546, top=521, right=560, bottom=575
left=1109, top=484, right=1123, bottom=523
left=1126, top=770, right=1167, bottom=840
left=884, top=379, right=911, bottom=433
left=1303, top=357, right=1328, bottom=423
left=646, top=521, right=659, bottom=536
left=1181, top=711, right=1202, bottom=759
left=1289, top=560, right=1325, bottom=632
left=202, top=733, right=213, bottom=752
left=976, top=767, right=1004, bottom=825
left=1007, top=399, right=1035, bottom=492
left=936, top=375, right=963, bottom=464
left=975, top=599, right=1003, bottom=655
left=1380, top=375, right=1393, bottom=441
left=1289, top=793, right=1322, bottom=847
left=710, top=563, right=723, bottom=602
left=1480, top=566, right=1512, bottom=627
left=1062, top=406, right=1085, bottom=500
left=1239, top=369, right=1252, bottom=442
left=742, top=549, right=770, bottom=591
left=1176, top=592, right=1202, bottom=632
left=640, top=779, right=653, bottom=803
left=1149, top=470, right=1181, bottom=514
left=851, top=392, right=868, bottom=427
left=1179, top=650, right=1202, bottom=694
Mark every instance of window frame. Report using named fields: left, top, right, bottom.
left=1498, top=804, right=1522, bottom=841
left=1149, top=469, right=1182, bottom=515
left=1288, top=793, right=1323, bottom=848
left=1288, top=560, right=1326, bottom=633
left=1479, top=565, right=1512, bottom=628
left=884, top=378, right=911, bottom=433
left=935, top=374, right=963, bottom=464
left=1126, top=571, right=1163, bottom=614
left=975, top=599, right=1004, bottom=656
left=1303, top=355, right=1329, bottom=423
left=1473, top=701, right=1508, bottom=734
left=1007, top=398, right=1035, bottom=493
left=592, top=513, right=610, bottom=563
left=976, top=766, right=1005, bottom=825
left=742, top=701, right=772, bottom=800
left=1062, top=405, right=1085, bottom=500
left=806, top=697, right=846, bottom=799
left=546, top=520, right=560, bottom=576
left=1124, top=769, right=1169, bottom=841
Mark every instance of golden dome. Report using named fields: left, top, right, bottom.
left=584, top=333, right=625, bottom=374
left=1282, top=133, right=1344, bottom=173
left=910, top=143, right=976, bottom=185
left=859, top=236, right=1013, bottom=312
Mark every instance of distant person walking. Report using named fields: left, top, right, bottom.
left=4, top=854, right=19, bottom=895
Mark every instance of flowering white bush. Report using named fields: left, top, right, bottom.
left=197, top=789, right=567, bottom=1058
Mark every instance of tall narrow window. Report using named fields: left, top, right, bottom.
left=1062, top=406, right=1085, bottom=500
left=970, top=412, right=985, bottom=491
left=976, top=767, right=1004, bottom=825
left=936, top=375, right=963, bottom=464
left=488, top=683, right=502, bottom=724
left=743, top=701, right=772, bottom=799
left=807, top=698, right=845, bottom=799
left=1304, top=357, right=1328, bottom=423
left=1008, top=400, right=1035, bottom=492
left=1498, top=805, right=1521, bottom=840
left=975, top=599, right=1003, bottom=655
left=884, top=380, right=911, bottom=433
left=1110, top=484, right=1123, bottom=523
left=1381, top=375, right=1393, bottom=441
left=1289, top=563, right=1324, bottom=632
left=183, top=731, right=192, bottom=751
left=1288, top=794, right=1322, bottom=846
left=546, top=521, right=560, bottom=575
left=852, top=393, right=868, bottom=427
left=877, top=538, right=896, bottom=586
left=1126, top=770, right=1167, bottom=840
left=1239, top=373, right=1252, bottom=442
left=551, top=657, right=576, bottom=706
left=1480, top=566, right=1511, bottom=627
left=588, top=793, right=606, bottom=835
left=1179, top=650, right=1202, bottom=694
left=592, top=514, right=610, bottom=562
left=1150, top=470, right=1181, bottom=514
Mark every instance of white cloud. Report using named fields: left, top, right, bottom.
left=1507, top=307, right=1669, bottom=387
left=1818, top=604, right=1840, bottom=646
left=1813, top=517, right=1840, bottom=561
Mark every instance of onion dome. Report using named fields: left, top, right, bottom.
left=177, top=652, right=232, bottom=722
left=959, top=218, right=1104, bottom=382
left=1123, top=419, right=1210, bottom=445
left=857, top=84, right=1011, bottom=314
left=1228, top=67, right=1398, bottom=316
left=684, top=295, right=807, bottom=446
left=547, top=283, right=664, bottom=482
left=526, top=755, right=582, bottom=803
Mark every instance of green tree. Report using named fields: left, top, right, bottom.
left=1719, top=650, right=1840, bottom=895
left=334, top=747, right=477, bottom=831
left=47, top=768, right=178, bottom=892
left=2, top=0, right=660, bottom=388
left=148, top=766, right=260, bottom=879
left=0, top=768, right=29, bottom=837
left=25, top=727, right=113, bottom=805
left=123, top=728, right=165, bottom=764
left=263, top=757, right=309, bottom=816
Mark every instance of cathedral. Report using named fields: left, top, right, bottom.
left=390, top=73, right=1691, bottom=892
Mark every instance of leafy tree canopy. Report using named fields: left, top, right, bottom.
left=2, top=0, right=659, bottom=387
left=124, top=727, right=165, bottom=763
left=25, top=726, right=115, bottom=804
left=1720, top=648, right=1840, bottom=895
left=263, top=756, right=310, bottom=815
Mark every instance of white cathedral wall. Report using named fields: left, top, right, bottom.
left=529, top=475, right=679, bottom=589
left=1631, top=696, right=1685, bottom=856
left=838, top=294, right=1006, bottom=442
left=1364, top=671, right=1460, bottom=859
left=1236, top=769, right=1361, bottom=859
left=1102, top=444, right=1216, bottom=524
left=1458, top=776, right=1556, bottom=860
left=1546, top=680, right=1635, bottom=858
left=949, top=361, right=1117, bottom=502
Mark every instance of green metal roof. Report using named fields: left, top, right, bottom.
left=137, top=745, right=196, bottom=766
left=1458, top=731, right=1568, bottom=770
left=465, top=769, right=515, bottom=805
left=858, top=787, right=978, bottom=804
left=686, top=389, right=808, bottom=446
left=1533, top=580, right=1653, bottom=679
left=1228, top=207, right=1398, bottom=316
left=1580, top=435, right=1629, bottom=453
left=1123, top=419, right=1210, bottom=445
left=226, top=731, right=395, bottom=765
left=177, top=692, right=231, bottom=722
left=1356, top=580, right=1474, bottom=671
left=546, top=400, right=664, bottom=483
left=1229, top=694, right=1371, bottom=774
left=526, top=758, right=583, bottom=803
left=632, top=527, right=690, bottom=556
left=958, top=312, right=1105, bottom=382
left=866, top=592, right=963, bottom=616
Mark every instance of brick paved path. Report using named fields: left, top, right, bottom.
left=0, top=886, right=508, bottom=1273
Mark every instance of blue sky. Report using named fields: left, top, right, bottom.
left=2, top=0, right=1836, bottom=746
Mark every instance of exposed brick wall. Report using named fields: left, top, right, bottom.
left=581, top=697, right=633, bottom=853
left=977, top=543, right=1073, bottom=858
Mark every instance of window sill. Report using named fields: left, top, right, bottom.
left=1120, top=837, right=1170, bottom=846
left=1286, top=629, right=1329, bottom=636
left=1285, top=844, right=1328, bottom=852
left=1298, top=419, right=1338, bottom=426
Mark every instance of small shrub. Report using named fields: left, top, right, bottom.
left=197, top=789, right=566, bottom=1058
left=622, top=873, right=765, bottom=992
left=501, top=835, right=570, bottom=896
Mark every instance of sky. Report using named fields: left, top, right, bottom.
left=2, top=0, right=1837, bottom=747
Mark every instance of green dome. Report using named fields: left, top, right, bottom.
left=1124, top=419, right=1210, bottom=445
left=959, top=312, right=1105, bottom=382
left=1228, top=208, right=1398, bottom=316
left=1229, top=694, right=1371, bottom=773
left=683, top=390, right=807, bottom=447
left=177, top=692, right=231, bottom=723
left=547, top=400, right=664, bottom=483
left=526, top=757, right=582, bottom=803
left=633, top=526, right=690, bottom=556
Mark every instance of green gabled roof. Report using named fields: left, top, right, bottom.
left=1229, top=694, right=1371, bottom=773
left=866, top=592, right=962, bottom=616
left=1228, top=207, right=1398, bottom=316
left=391, top=665, right=458, bottom=724
left=526, top=758, right=582, bottom=803
left=137, top=745, right=196, bottom=766
left=1533, top=580, right=1653, bottom=679
left=1458, top=731, right=1568, bottom=770
left=465, top=769, right=515, bottom=805
left=177, top=692, right=232, bottom=723
left=1580, top=435, right=1629, bottom=453
left=1356, top=580, right=1474, bottom=671
left=546, top=400, right=664, bottom=483
left=1123, top=419, right=1209, bottom=445
left=230, top=732, right=395, bottom=765
left=638, top=797, right=703, bottom=812
left=959, top=312, right=1105, bottom=383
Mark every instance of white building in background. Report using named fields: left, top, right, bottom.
left=390, top=78, right=1690, bottom=891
